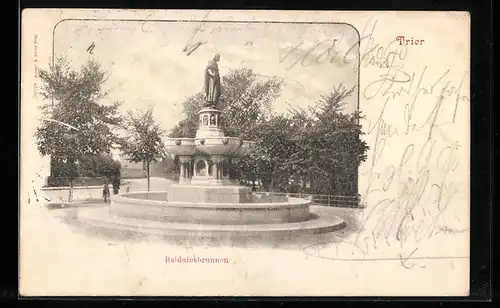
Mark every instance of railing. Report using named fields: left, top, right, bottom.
left=254, top=191, right=361, bottom=208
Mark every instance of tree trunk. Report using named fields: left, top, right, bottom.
left=68, top=178, right=74, bottom=202
left=67, top=158, right=77, bottom=202
left=146, top=159, right=151, bottom=192
left=329, top=173, right=336, bottom=196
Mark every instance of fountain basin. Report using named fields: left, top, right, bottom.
left=164, top=138, right=197, bottom=156
left=110, top=191, right=311, bottom=225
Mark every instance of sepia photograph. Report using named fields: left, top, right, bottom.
left=20, top=9, right=470, bottom=296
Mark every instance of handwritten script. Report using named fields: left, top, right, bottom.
left=303, top=18, right=470, bottom=268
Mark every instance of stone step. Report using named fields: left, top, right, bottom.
left=76, top=205, right=345, bottom=239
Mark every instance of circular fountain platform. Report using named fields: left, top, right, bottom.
left=110, top=191, right=313, bottom=225
left=75, top=205, right=345, bottom=240
left=70, top=190, right=346, bottom=241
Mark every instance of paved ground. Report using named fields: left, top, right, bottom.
left=20, top=178, right=469, bottom=297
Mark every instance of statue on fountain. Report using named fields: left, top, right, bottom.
left=204, top=53, right=221, bottom=108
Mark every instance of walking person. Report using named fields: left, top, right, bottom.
left=103, top=181, right=110, bottom=203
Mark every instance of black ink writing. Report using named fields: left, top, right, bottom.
left=278, top=38, right=350, bottom=70
left=87, top=42, right=96, bottom=54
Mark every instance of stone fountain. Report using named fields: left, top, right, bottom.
left=163, top=105, right=256, bottom=206
left=73, top=54, right=346, bottom=242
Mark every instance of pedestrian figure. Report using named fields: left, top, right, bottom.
left=103, top=181, right=110, bottom=203
left=112, top=177, right=120, bottom=195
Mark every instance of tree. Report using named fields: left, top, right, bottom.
left=241, top=84, right=369, bottom=198
left=240, top=115, right=302, bottom=192
left=35, top=57, right=122, bottom=201
left=119, top=106, right=166, bottom=191
left=169, top=68, right=283, bottom=139
left=289, top=85, right=369, bottom=196
left=112, top=160, right=122, bottom=194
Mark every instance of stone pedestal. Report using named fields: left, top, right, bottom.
left=195, top=107, right=224, bottom=138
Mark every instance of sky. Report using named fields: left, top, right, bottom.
left=53, top=19, right=360, bottom=133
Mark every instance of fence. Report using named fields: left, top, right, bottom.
left=256, top=191, right=361, bottom=208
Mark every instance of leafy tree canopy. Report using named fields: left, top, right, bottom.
left=118, top=106, right=166, bottom=191
left=35, top=57, right=122, bottom=165
left=118, top=106, right=166, bottom=164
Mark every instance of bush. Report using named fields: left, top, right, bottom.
left=46, top=176, right=108, bottom=187
left=48, top=154, right=122, bottom=187
left=77, top=154, right=116, bottom=178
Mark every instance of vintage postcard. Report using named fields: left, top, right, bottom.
left=20, top=9, right=470, bottom=296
